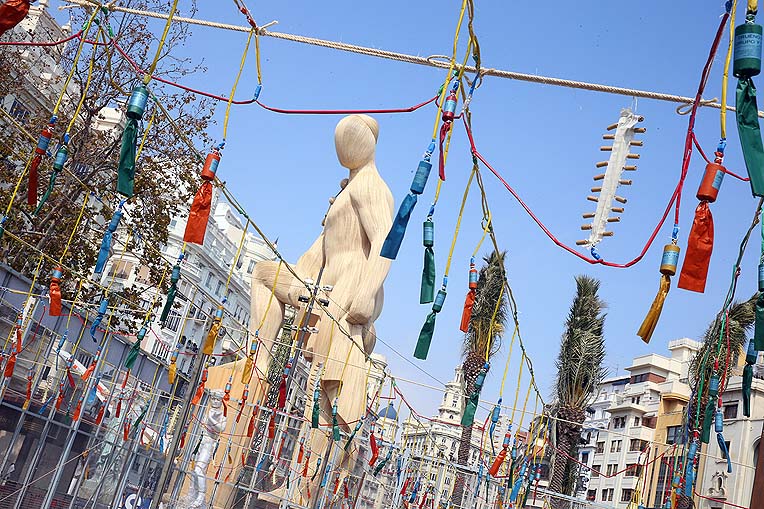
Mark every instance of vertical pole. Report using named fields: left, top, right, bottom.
left=151, top=309, right=208, bottom=509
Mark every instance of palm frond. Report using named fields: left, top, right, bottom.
left=463, top=250, right=508, bottom=361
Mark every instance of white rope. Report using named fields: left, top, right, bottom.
left=62, top=0, right=764, bottom=117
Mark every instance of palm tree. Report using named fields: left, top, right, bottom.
left=451, top=250, right=507, bottom=507
left=548, top=275, right=607, bottom=508
left=687, top=296, right=755, bottom=436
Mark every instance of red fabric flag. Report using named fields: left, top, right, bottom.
left=183, top=181, right=212, bottom=245
left=191, top=379, right=205, bottom=406
left=49, top=274, right=63, bottom=317
left=4, top=352, right=17, bottom=378
left=268, top=411, right=276, bottom=438
left=277, top=376, right=287, bottom=409
left=95, top=405, right=105, bottom=424
left=82, top=360, right=96, bottom=381
left=369, top=432, right=379, bottom=466
left=72, top=399, right=82, bottom=421
left=459, top=289, right=476, bottom=333
left=678, top=202, right=714, bottom=293
left=488, top=448, right=507, bottom=477
left=247, top=413, right=256, bottom=438
left=0, top=0, right=30, bottom=37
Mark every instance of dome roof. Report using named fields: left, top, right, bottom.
left=378, top=402, right=397, bottom=420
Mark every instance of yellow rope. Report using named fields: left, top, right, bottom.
left=5, top=255, right=45, bottom=350
left=53, top=8, right=100, bottom=115
left=65, top=29, right=102, bottom=135
left=225, top=226, right=248, bottom=293
left=443, top=164, right=476, bottom=278
left=135, top=108, right=155, bottom=161
left=65, top=280, right=84, bottom=331
left=509, top=353, right=524, bottom=426
left=516, top=375, right=533, bottom=434
left=254, top=31, right=263, bottom=84
left=143, top=0, right=180, bottom=84
left=3, top=155, right=34, bottom=216
left=471, top=211, right=492, bottom=258
left=721, top=0, right=737, bottom=140
left=58, top=197, right=89, bottom=264
left=223, top=28, right=255, bottom=140
left=484, top=285, right=504, bottom=362
left=498, top=326, right=517, bottom=396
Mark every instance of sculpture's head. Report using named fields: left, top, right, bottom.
left=335, top=114, right=378, bottom=170
left=208, top=389, right=225, bottom=408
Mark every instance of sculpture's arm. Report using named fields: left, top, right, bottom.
left=347, top=179, right=393, bottom=324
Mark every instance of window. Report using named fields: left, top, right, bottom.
left=625, top=464, right=642, bottom=477
left=165, top=309, right=181, bottom=332
left=586, top=490, right=596, bottom=501
left=631, top=396, right=641, bottom=405
left=601, top=488, right=613, bottom=502
left=247, top=259, right=256, bottom=274
left=107, top=260, right=134, bottom=279
left=596, top=442, right=605, bottom=454
left=666, top=425, right=682, bottom=445
left=606, top=464, right=618, bottom=477
left=591, top=465, right=601, bottom=477
left=613, top=417, right=626, bottom=429
left=720, top=441, right=731, bottom=460
left=205, top=273, right=213, bottom=288
left=633, top=417, right=641, bottom=427
left=610, top=440, right=622, bottom=453
left=9, top=99, right=30, bottom=122
left=621, top=489, right=634, bottom=502
left=631, top=373, right=648, bottom=383
left=723, top=402, right=738, bottom=420
left=215, top=280, right=224, bottom=296
left=581, top=452, right=589, bottom=465
left=630, top=439, right=647, bottom=452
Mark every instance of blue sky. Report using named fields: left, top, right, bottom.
left=55, top=1, right=760, bottom=418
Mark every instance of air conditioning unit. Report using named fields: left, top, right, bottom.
left=221, top=339, right=233, bottom=352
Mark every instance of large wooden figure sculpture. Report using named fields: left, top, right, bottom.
left=250, top=114, right=393, bottom=438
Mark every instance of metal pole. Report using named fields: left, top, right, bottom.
left=151, top=314, right=209, bottom=508
left=40, top=331, right=111, bottom=509
left=170, top=396, right=206, bottom=502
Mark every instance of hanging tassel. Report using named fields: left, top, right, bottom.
left=0, top=0, right=31, bottom=38
left=167, top=345, right=179, bottom=385
left=124, top=423, right=130, bottom=441
left=242, top=336, right=257, bottom=384
left=23, top=368, right=33, bottom=410
left=415, top=286, right=446, bottom=360
left=702, top=372, right=720, bottom=444
left=54, top=381, right=65, bottom=411
left=124, top=326, right=146, bottom=370
left=381, top=143, right=435, bottom=260
left=715, top=408, right=732, bottom=473
left=66, top=359, right=76, bottom=388
left=39, top=394, right=52, bottom=415
left=94, top=207, right=124, bottom=274
left=345, top=418, right=364, bottom=451
left=14, top=313, right=22, bottom=353
left=223, top=377, right=232, bottom=417
left=311, top=382, right=321, bottom=428
left=278, top=361, right=290, bottom=409
left=302, top=451, right=311, bottom=478
left=191, top=367, right=208, bottom=406
left=268, top=409, right=276, bottom=438
left=373, top=448, right=392, bottom=476
left=115, top=371, right=128, bottom=418
left=460, top=260, right=478, bottom=333
left=438, top=85, right=458, bottom=181
left=72, top=397, right=83, bottom=421
left=744, top=340, right=757, bottom=417
left=638, top=243, right=679, bottom=343
left=297, top=438, right=305, bottom=464
left=246, top=410, right=256, bottom=438
left=4, top=352, right=16, bottom=378
left=81, top=346, right=100, bottom=381
left=89, top=297, right=109, bottom=340
left=236, top=386, right=249, bottom=423
left=756, top=291, right=764, bottom=351
left=488, top=399, right=501, bottom=455
left=684, top=439, right=698, bottom=497
left=33, top=143, right=67, bottom=216
left=95, top=405, right=105, bottom=425
left=311, top=457, right=323, bottom=481
left=203, top=304, right=223, bottom=355
left=28, top=123, right=54, bottom=207
left=184, top=148, right=221, bottom=245
left=462, top=363, right=488, bottom=427
left=420, top=219, right=435, bottom=304
left=369, top=430, right=380, bottom=466
left=509, top=462, right=527, bottom=503
left=117, top=85, right=148, bottom=197
left=679, top=158, right=725, bottom=292
left=160, top=263, right=181, bottom=325
left=332, top=400, right=341, bottom=442
left=49, top=266, right=63, bottom=316
left=179, top=431, right=187, bottom=450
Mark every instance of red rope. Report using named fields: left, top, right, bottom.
left=0, top=30, right=83, bottom=46
left=691, top=133, right=750, bottom=181
left=693, top=490, right=749, bottom=509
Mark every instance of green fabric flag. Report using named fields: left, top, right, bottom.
left=311, top=396, right=320, bottom=429
left=461, top=395, right=478, bottom=427
left=373, top=449, right=391, bottom=476
left=414, top=312, right=436, bottom=360
left=132, top=406, right=148, bottom=439
left=33, top=169, right=61, bottom=216
left=345, top=421, right=363, bottom=451
left=332, top=403, right=341, bottom=442
left=736, top=78, right=764, bottom=197
left=420, top=247, right=435, bottom=304
left=124, top=340, right=141, bottom=370
left=117, top=118, right=139, bottom=198
left=160, top=264, right=181, bottom=325
left=755, top=293, right=764, bottom=350
left=743, top=364, right=753, bottom=417
left=701, top=399, right=714, bottom=444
